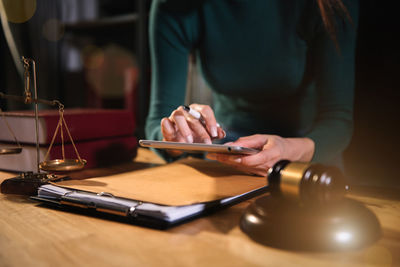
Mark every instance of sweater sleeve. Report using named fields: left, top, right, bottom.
left=305, top=0, right=359, bottom=164
left=145, top=0, right=199, bottom=161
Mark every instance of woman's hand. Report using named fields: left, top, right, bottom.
left=161, top=104, right=225, bottom=156
left=207, top=134, right=315, bottom=176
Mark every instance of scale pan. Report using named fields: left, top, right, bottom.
left=39, top=159, right=87, bottom=172
left=0, top=147, right=22, bottom=155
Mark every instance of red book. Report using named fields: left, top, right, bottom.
left=0, top=108, right=135, bottom=145
left=0, top=135, right=138, bottom=172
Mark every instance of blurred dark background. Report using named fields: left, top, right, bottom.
left=0, top=0, right=151, bottom=137
left=0, top=0, right=399, bottom=190
left=343, top=1, right=400, bottom=190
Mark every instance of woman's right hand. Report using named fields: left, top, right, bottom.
left=160, top=104, right=225, bottom=156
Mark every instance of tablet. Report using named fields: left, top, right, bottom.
left=139, top=140, right=260, bottom=155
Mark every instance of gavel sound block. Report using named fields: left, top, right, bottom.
left=240, top=160, right=381, bottom=251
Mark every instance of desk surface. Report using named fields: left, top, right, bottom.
left=0, top=148, right=399, bottom=267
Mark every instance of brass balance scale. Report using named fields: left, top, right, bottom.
left=0, top=57, right=86, bottom=194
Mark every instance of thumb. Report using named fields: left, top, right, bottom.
left=229, top=135, right=269, bottom=149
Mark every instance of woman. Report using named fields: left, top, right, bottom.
left=145, top=0, right=358, bottom=176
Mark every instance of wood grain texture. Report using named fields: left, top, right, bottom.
left=0, top=148, right=399, bottom=267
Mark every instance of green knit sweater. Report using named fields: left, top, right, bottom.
left=145, top=0, right=358, bottom=165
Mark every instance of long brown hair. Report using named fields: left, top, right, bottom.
left=317, top=0, right=353, bottom=50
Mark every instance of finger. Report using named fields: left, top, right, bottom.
left=187, top=118, right=212, bottom=144
left=171, top=125, right=187, bottom=143
left=206, top=153, right=217, bottom=160
left=207, top=153, right=269, bottom=176
left=161, top=118, right=177, bottom=141
left=216, top=124, right=226, bottom=139
left=180, top=105, right=212, bottom=143
left=170, top=109, right=193, bottom=143
left=230, top=134, right=269, bottom=149
left=234, top=165, right=267, bottom=177
left=227, top=159, right=274, bottom=176
left=160, top=118, right=184, bottom=156
left=238, top=149, right=279, bottom=167
left=164, top=146, right=184, bottom=157
left=214, top=153, right=244, bottom=165
left=212, top=149, right=276, bottom=168
left=190, top=104, right=218, bottom=138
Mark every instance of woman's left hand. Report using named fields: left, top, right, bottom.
left=206, top=134, right=314, bottom=176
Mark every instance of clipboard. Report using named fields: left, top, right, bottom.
left=32, top=158, right=268, bottom=229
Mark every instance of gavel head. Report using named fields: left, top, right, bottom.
left=268, top=160, right=349, bottom=204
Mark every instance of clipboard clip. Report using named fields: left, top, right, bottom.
left=97, top=192, right=114, bottom=198
left=95, top=192, right=144, bottom=217
left=56, top=188, right=144, bottom=218
left=129, top=201, right=143, bottom=217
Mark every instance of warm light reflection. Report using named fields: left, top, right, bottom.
left=83, top=44, right=137, bottom=99
left=325, top=177, right=331, bottom=185
left=0, top=0, right=36, bottom=23
left=246, top=214, right=260, bottom=224
left=335, top=231, right=353, bottom=243
left=82, top=45, right=105, bottom=70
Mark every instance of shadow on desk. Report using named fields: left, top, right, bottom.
left=3, top=194, right=37, bottom=204
left=67, top=161, right=164, bottom=180
left=180, top=159, right=252, bottom=177
left=171, top=199, right=256, bottom=235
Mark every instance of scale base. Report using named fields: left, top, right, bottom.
left=240, top=195, right=381, bottom=251
left=0, top=172, right=65, bottom=195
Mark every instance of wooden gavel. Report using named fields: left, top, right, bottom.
left=267, top=160, right=349, bottom=204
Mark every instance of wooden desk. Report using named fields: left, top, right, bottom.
left=1, top=148, right=399, bottom=267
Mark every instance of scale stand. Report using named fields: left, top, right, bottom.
left=0, top=172, right=64, bottom=195
left=0, top=57, right=86, bottom=195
